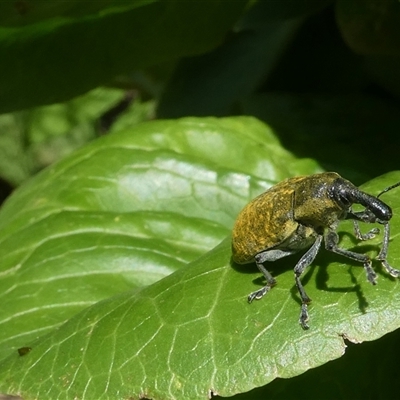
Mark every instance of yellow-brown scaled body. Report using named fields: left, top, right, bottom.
left=232, top=174, right=345, bottom=264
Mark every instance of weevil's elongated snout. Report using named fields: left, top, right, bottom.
left=357, top=193, right=392, bottom=222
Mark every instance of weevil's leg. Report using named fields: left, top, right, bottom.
left=325, top=229, right=377, bottom=285
left=247, top=263, right=276, bottom=302
left=293, top=235, right=323, bottom=330
left=347, top=208, right=380, bottom=240
left=376, top=223, right=400, bottom=277
left=352, top=220, right=380, bottom=241
left=377, top=222, right=389, bottom=260
left=248, top=248, right=296, bottom=302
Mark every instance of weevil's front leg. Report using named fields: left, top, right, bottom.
left=376, top=223, right=400, bottom=278
left=293, top=235, right=323, bottom=330
left=348, top=211, right=400, bottom=277
left=352, top=220, right=380, bottom=241
left=347, top=209, right=380, bottom=240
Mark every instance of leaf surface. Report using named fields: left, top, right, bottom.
left=2, top=117, right=399, bottom=399
left=0, top=116, right=318, bottom=363
left=1, top=172, right=400, bottom=399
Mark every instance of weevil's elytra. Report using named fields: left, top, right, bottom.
left=231, top=172, right=400, bottom=329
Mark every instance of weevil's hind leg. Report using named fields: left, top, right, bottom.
left=376, top=223, right=400, bottom=278
left=247, top=262, right=276, bottom=302
left=293, top=235, right=323, bottom=330
left=248, top=248, right=297, bottom=303
left=353, top=220, right=380, bottom=241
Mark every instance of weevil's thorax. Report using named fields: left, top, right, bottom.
left=293, top=172, right=348, bottom=228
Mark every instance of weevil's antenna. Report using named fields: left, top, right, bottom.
left=377, top=181, right=400, bottom=198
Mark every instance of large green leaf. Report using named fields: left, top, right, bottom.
left=0, top=0, right=249, bottom=112
left=3, top=116, right=400, bottom=399
left=0, top=116, right=319, bottom=365
left=1, top=170, right=400, bottom=398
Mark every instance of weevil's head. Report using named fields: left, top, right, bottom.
left=329, top=176, right=393, bottom=223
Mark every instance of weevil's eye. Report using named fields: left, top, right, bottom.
left=337, top=193, right=351, bottom=208
left=331, top=186, right=351, bottom=208
left=328, top=180, right=354, bottom=209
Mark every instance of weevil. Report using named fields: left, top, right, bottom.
left=232, top=172, right=400, bottom=329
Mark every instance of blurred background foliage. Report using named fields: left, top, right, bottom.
left=0, top=0, right=399, bottom=193
left=0, top=0, right=400, bottom=399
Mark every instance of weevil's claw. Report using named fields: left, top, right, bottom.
left=380, top=260, right=400, bottom=278
left=248, top=286, right=271, bottom=303
left=357, top=227, right=380, bottom=241
left=299, top=304, right=310, bottom=330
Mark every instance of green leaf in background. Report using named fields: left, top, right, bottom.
left=0, top=116, right=320, bottom=366
left=0, top=0, right=156, bottom=26
left=0, top=0, right=250, bottom=113
left=336, top=0, right=400, bottom=56
left=157, top=0, right=333, bottom=118
left=1, top=169, right=400, bottom=399
left=0, top=87, right=131, bottom=185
